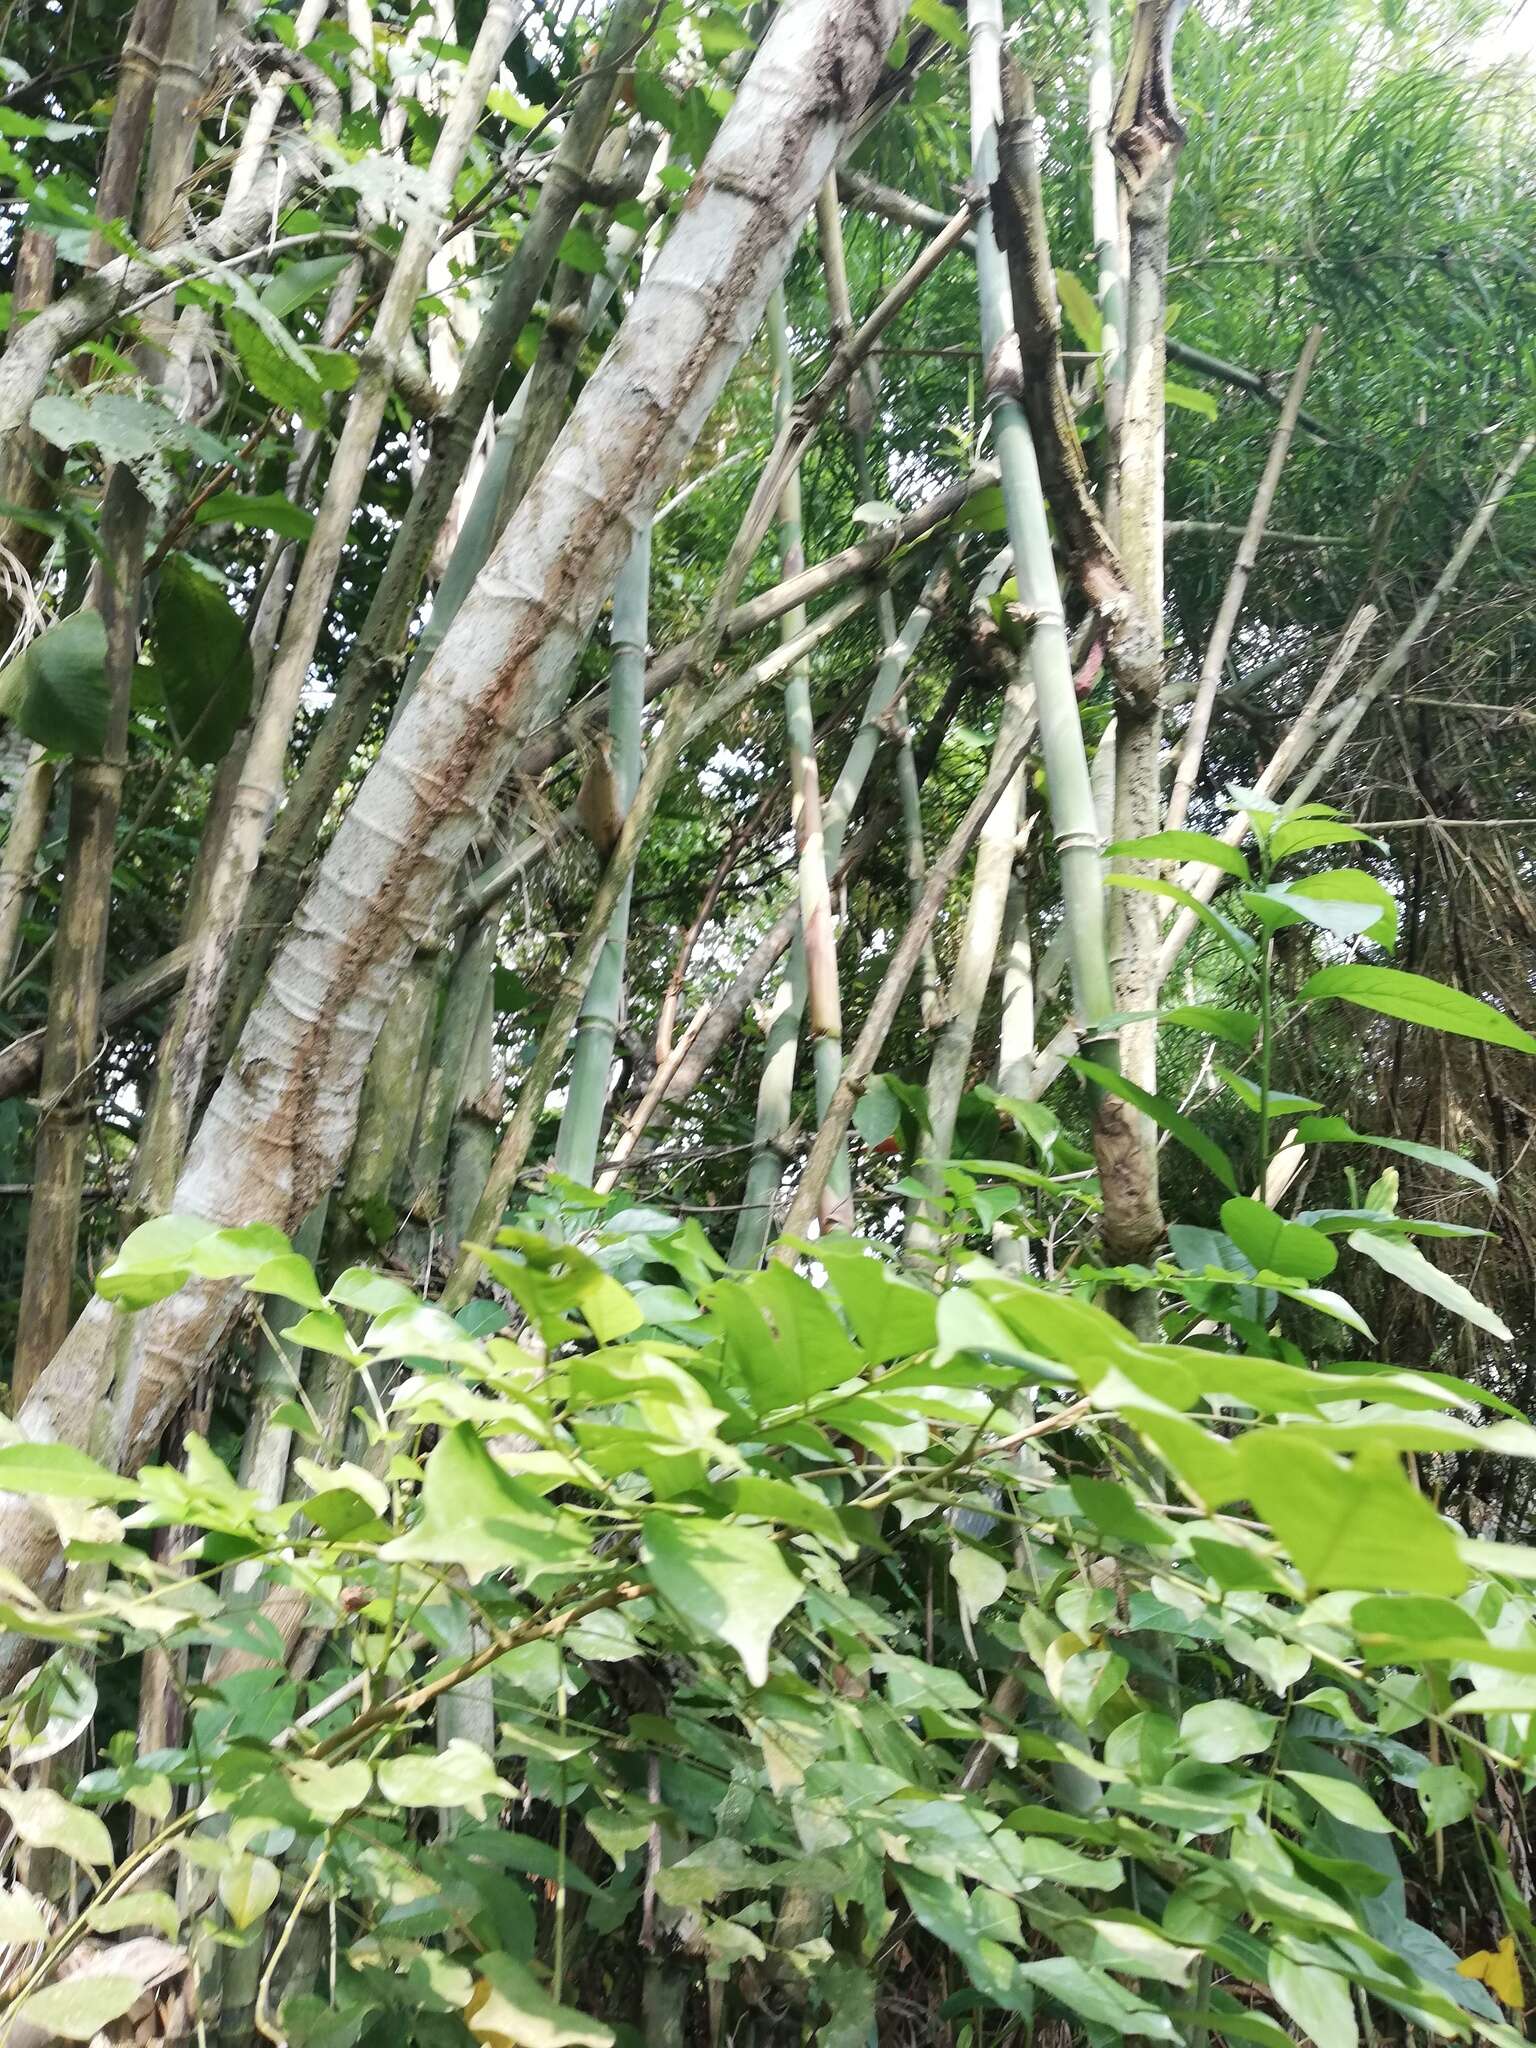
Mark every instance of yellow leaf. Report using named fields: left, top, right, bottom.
left=1457, top=1936, right=1526, bottom=2012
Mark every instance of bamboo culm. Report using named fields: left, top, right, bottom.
left=554, top=524, right=652, bottom=1188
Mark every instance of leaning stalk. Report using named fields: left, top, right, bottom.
left=554, top=526, right=652, bottom=1187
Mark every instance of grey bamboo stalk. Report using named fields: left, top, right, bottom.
left=553, top=525, right=651, bottom=1187
left=989, top=55, right=1169, bottom=1280
left=403, top=915, right=502, bottom=1217
left=84, top=0, right=178, bottom=265
left=894, top=717, right=944, bottom=1027
left=732, top=289, right=847, bottom=1265
left=1088, top=0, right=1127, bottom=525
left=3, top=3, right=909, bottom=1638
left=0, top=749, right=54, bottom=981
left=1029, top=607, right=1380, bottom=1107
left=444, top=977, right=501, bottom=1257
left=1163, top=325, right=1322, bottom=832
left=905, top=554, right=1034, bottom=1258
left=777, top=730, right=1033, bottom=1250
left=228, top=1200, right=330, bottom=1598
left=8, top=0, right=221, bottom=1396
left=990, top=858, right=1037, bottom=1276
left=131, top=0, right=528, bottom=1209
left=12, top=475, right=149, bottom=1400
left=1108, top=1, right=1184, bottom=1110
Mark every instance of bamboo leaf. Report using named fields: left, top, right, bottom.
left=1054, top=268, right=1104, bottom=348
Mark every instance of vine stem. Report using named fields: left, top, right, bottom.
left=254, top=1846, right=329, bottom=2045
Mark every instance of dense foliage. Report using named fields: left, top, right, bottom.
left=0, top=0, right=1534, bottom=2041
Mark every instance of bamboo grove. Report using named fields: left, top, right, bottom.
left=0, top=0, right=1534, bottom=2042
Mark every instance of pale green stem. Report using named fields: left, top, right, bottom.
left=554, top=524, right=651, bottom=1187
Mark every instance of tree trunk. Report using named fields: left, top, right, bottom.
left=0, top=0, right=907, bottom=1634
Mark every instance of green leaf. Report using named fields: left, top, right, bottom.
left=29, top=389, right=220, bottom=471
left=14, top=1977, right=145, bottom=2042
left=1166, top=380, right=1219, bottom=420
left=1107, top=871, right=1255, bottom=960
left=1220, top=1198, right=1337, bottom=1283
left=225, top=309, right=335, bottom=428
left=1108, top=830, right=1249, bottom=880
left=1055, top=268, right=1104, bottom=348
left=258, top=250, right=353, bottom=317
left=468, top=1954, right=614, bottom=2047
left=1347, top=1229, right=1510, bottom=1341
left=0, top=607, right=107, bottom=754
left=910, top=0, right=967, bottom=48
left=1019, top=1955, right=1177, bottom=2037
left=85, top=1888, right=181, bottom=1937
left=1137, top=1004, right=1260, bottom=1048
left=285, top=1756, right=372, bottom=1824
left=1296, top=1116, right=1497, bottom=1201
left=1214, top=1065, right=1322, bottom=1117
left=1268, top=1956, right=1358, bottom=2048
left=149, top=558, right=255, bottom=765
left=245, top=1252, right=326, bottom=1310
left=381, top=1423, right=590, bottom=1583
left=1300, top=964, right=1536, bottom=1055
left=1269, top=817, right=1376, bottom=865
left=951, top=1545, right=1008, bottom=1624
left=1416, top=1764, right=1477, bottom=1833
left=642, top=1512, right=803, bottom=1687
left=1241, top=1437, right=1466, bottom=1595
left=1250, top=871, right=1398, bottom=949
left=219, top=1851, right=280, bottom=1928
left=194, top=489, right=315, bottom=542
left=377, top=1739, right=512, bottom=1818
left=1067, top=1056, right=1237, bottom=1192
left=1177, top=1699, right=1277, bottom=1763
left=0, top=1785, right=113, bottom=1866
left=1282, top=1769, right=1395, bottom=1834
left=0, top=1884, right=50, bottom=1943
left=723, top=1474, right=856, bottom=1557
left=556, top=227, right=608, bottom=275
left=0, top=1440, right=134, bottom=1501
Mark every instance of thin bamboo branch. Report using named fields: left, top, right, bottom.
left=1282, top=435, right=1535, bottom=813
left=776, top=728, right=1034, bottom=1249
left=1164, top=325, right=1322, bottom=831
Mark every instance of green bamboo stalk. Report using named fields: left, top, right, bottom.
left=554, top=524, right=650, bottom=1187
left=972, top=3, right=1116, bottom=1063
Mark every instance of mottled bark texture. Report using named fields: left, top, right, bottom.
left=0, top=0, right=906, bottom=1633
